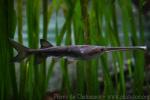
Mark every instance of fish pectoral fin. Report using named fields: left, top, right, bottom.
left=40, top=39, right=53, bottom=48
left=65, top=57, right=78, bottom=64
left=52, top=57, right=61, bottom=62
left=34, top=54, right=46, bottom=64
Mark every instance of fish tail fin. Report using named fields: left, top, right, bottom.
left=9, top=39, right=30, bottom=62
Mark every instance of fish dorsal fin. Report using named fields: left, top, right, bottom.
left=40, top=39, right=53, bottom=48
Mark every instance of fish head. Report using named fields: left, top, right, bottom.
left=79, top=46, right=105, bottom=59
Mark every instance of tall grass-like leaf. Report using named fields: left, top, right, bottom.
left=80, top=0, right=100, bottom=96
left=46, top=0, right=64, bottom=93
left=41, top=0, right=49, bottom=96
left=101, top=56, right=115, bottom=95
left=119, top=0, right=145, bottom=95
left=73, top=0, right=85, bottom=96
left=43, top=0, right=48, bottom=39
left=26, top=0, right=41, bottom=99
left=138, top=0, right=145, bottom=44
left=27, top=0, right=39, bottom=48
left=75, top=61, right=86, bottom=95
left=118, top=0, right=133, bottom=79
left=118, top=0, right=135, bottom=94
left=90, top=0, right=115, bottom=96
left=80, top=0, right=92, bottom=96
left=0, top=0, right=17, bottom=99
left=104, top=0, right=126, bottom=94
left=59, top=0, right=77, bottom=96
left=131, top=0, right=145, bottom=94
left=61, top=59, right=72, bottom=96
left=56, top=0, right=75, bottom=45
left=17, top=0, right=23, bottom=43
left=16, top=0, right=27, bottom=99
left=80, top=0, right=90, bottom=44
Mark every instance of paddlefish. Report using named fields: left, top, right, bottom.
left=9, top=39, right=147, bottom=64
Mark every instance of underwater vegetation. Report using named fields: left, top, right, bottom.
left=0, top=0, right=149, bottom=99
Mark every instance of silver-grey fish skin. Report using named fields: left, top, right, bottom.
left=29, top=45, right=105, bottom=60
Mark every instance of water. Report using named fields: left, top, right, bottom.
left=14, top=10, right=65, bottom=46
left=13, top=4, right=150, bottom=92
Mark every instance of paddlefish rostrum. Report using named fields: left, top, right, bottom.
left=9, top=39, right=147, bottom=64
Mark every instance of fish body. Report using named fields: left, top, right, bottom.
left=9, top=39, right=146, bottom=64
left=29, top=45, right=105, bottom=59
